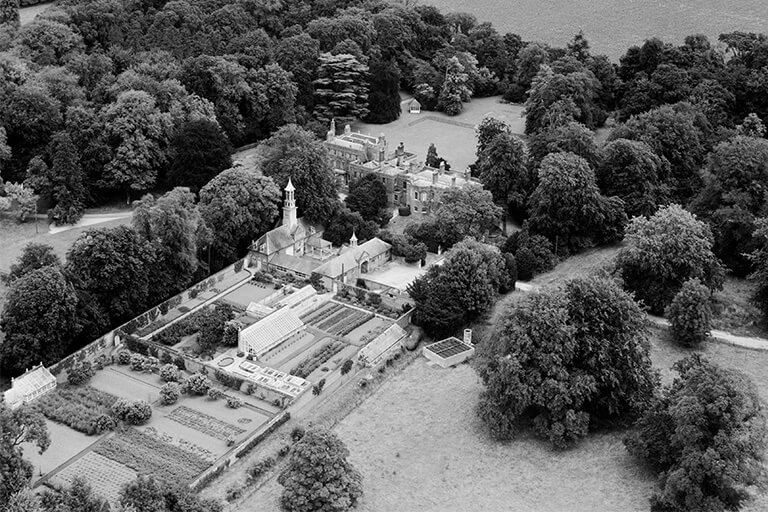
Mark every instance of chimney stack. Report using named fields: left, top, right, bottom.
left=464, top=329, right=472, bottom=345
left=439, top=161, right=445, bottom=174
left=451, top=176, right=456, bottom=187
left=432, top=170, right=438, bottom=185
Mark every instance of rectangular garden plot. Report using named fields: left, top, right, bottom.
left=304, top=302, right=375, bottom=337
left=51, top=452, right=137, bottom=506
left=94, top=428, right=209, bottom=484
left=167, top=405, right=246, bottom=441
left=35, top=385, right=118, bottom=435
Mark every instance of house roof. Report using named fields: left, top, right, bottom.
left=255, top=218, right=321, bottom=256
left=275, top=285, right=318, bottom=309
left=240, top=308, right=305, bottom=357
left=409, top=98, right=421, bottom=107
left=269, top=253, right=322, bottom=276
left=314, top=238, right=391, bottom=278
left=3, top=364, right=56, bottom=406
left=359, top=324, right=407, bottom=363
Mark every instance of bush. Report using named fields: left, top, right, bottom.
left=35, top=386, right=119, bottom=435
left=225, top=485, right=243, bottom=502
left=92, top=413, right=116, bottom=434
left=340, top=360, right=353, bottom=375
left=290, top=426, right=305, bottom=443
left=665, top=278, right=712, bottom=347
left=67, top=361, right=95, bottom=386
left=312, top=378, right=326, bottom=396
left=159, top=383, right=181, bottom=405
left=117, top=350, right=132, bottom=365
left=146, top=356, right=160, bottom=373
left=187, top=373, right=212, bottom=395
left=208, top=388, right=224, bottom=400
left=130, top=353, right=148, bottom=372
left=226, top=396, right=242, bottom=409
left=222, top=323, right=239, bottom=346
left=397, top=206, right=411, bottom=216
left=291, top=340, right=346, bottom=378
left=173, top=356, right=186, bottom=371
left=159, top=363, right=181, bottom=382
left=247, top=456, right=276, bottom=481
left=112, top=399, right=153, bottom=425
left=278, top=444, right=291, bottom=457
left=214, top=369, right=244, bottom=390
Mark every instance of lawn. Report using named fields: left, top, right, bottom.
left=91, top=366, right=161, bottom=403
left=23, top=419, right=99, bottom=480
left=221, top=282, right=278, bottom=310
left=428, top=0, right=768, bottom=62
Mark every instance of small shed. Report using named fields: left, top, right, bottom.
left=423, top=336, right=474, bottom=368
left=3, top=364, right=57, bottom=409
left=408, top=98, right=421, bottom=114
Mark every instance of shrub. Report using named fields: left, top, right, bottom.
left=173, top=356, right=186, bottom=371
left=112, top=399, right=153, bottom=425
left=160, top=363, right=181, bottom=382
left=187, top=373, right=212, bottom=395
left=367, top=292, right=382, bottom=306
left=214, top=369, right=244, bottom=390
left=208, top=388, right=224, bottom=400
left=226, top=396, right=242, bottom=409
left=290, top=426, right=305, bottom=443
left=222, top=323, right=239, bottom=346
left=248, top=456, right=276, bottom=481
left=291, top=341, right=346, bottom=378
left=398, top=206, right=411, bottom=216
left=225, top=485, right=243, bottom=502
left=665, top=278, right=712, bottom=347
left=130, top=353, right=147, bottom=372
left=67, top=361, right=95, bottom=386
left=117, top=350, right=132, bottom=365
left=311, top=378, right=326, bottom=396
left=92, top=413, right=116, bottom=434
left=146, top=356, right=160, bottom=373
left=35, top=386, right=119, bottom=435
left=160, top=383, right=181, bottom=405
left=340, top=360, right=353, bottom=375
left=278, top=445, right=291, bottom=457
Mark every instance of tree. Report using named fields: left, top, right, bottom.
left=528, top=121, right=600, bottom=170
left=0, top=403, right=49, bottom=506
left=0, top=182, right=38, bottom=223
left=198, top=167, right=281, bottom=262
left=474, top=117, right=512, bottom=161
left=133, top=188, right=208, bottom=299
left=609, top=103, right=710, bottom=202
left=67, top=361, right=94, bottom=386
left=408, top=238, right=505, bottom=338
left=7, top=488, right=44, bottom=512
left=260, top=125, right=340, bottom=224
left=66, top=225, right=156, bottom=327
left=322, top=208, right=379, bottom=247
left=665, top=279, right=712, bottom=347
left=476, top=276, right=656, bottom=448
left=41, top=476, right=109, bottom=512
left=100, top=90, right=173, bottom=203
left=45, top=132, right=87, bottom=225
left=196, top=303, right=234, bottom=353
left=510, top=42, right=549, bottom=101
left=14, top=19, right=83, bottom=66
left=168, top=119, right=232, bottom=192
left=313, top=52, right=369, bottom=124
left=527, top=152, right=627, bottom=253
left=424, top=143, right=450, bottom=170
left=364, top=56, right=401, bottom=124
left=278, top=427, right=363, bottom=512
left=748, top=218, right=768, bottom=319
left=476, top=131, right=530, bottom=219
left=616, top=204, right=724, bottom=314
left=345, top=173, right=388, bottom=225
left=438, top=56, right=471, bottom=116
left=0, top=0, right=19, bottom=27
left=434, top=184, right=502, bottom=242
left=0, top=267, right=79, bottom=375
left=737, top=113, right=766, bottom=137
left=4, top=243, right=60, bottom=284
left=119, top=476, right=166, bottom=512
left=597, top=138, right=669, bottom=218
left=625, top=355, right=768, bottom=512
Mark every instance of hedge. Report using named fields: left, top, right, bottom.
left=235, top=412, right=291, bottom=459
left=291, top=341, right=346, bottom=378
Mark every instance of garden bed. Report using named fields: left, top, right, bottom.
left=168, top=406, right=246, bottom=442
left=94, top=427, right=210, bottom=484
left=35, top=385, right=119, bottom=435
left=290, top=340, right=347, bottom=379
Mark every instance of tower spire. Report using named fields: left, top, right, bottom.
left=283, top=178, right=297, bottom=229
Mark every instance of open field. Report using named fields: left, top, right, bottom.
left=353, top=97, right=524, bottom=172
left=428, top=0, right=768, bottom=62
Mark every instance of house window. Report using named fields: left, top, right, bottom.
left=414, top=192, right=418, bottom=200
left=394, top=194, right=398, bottom=201
left=413, top=205, right=418, bottom=212
left=422, top=206, right=427, bottom=213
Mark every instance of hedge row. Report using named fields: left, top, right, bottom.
left=290, top=340, right=346, bottom=379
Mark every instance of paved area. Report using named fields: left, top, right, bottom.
left=49, top=212, right=133, bottom=234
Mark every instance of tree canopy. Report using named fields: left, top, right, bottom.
left=345, top=173, right=389, bottom=225
left=476, top=276, right=657, bottom=448
left=167, top=119, right=232, bottom=192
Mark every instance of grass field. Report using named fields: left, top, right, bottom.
left=428, top=0, right=768, bottom=62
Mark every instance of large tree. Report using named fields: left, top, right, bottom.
left=476, top=131, right=530, bottom=219
left=322, top=207, right=379, bottom=247
left=65, top=225, right=156, bottom=327
left=345, top=173, right=388, bottom=225
left=364, top=56, right=401, bottom=124
left=0, top=267, right=79, bottom=375
left=527, top=152, right=627, bottom=253
left=279, top=428, right=363, bottom=512
left=313, top=52, right=369, bottom=124
left=0, top=403, right=49, bottom=506
left=625, top=355, right=768, bottom=512
left=133, top=188, right=209, bottom=300
left=437, top=56, right=471, bottom=116
left=0, top=0, right=19, bottom=27
left=408, top=238, right=506, bottom=338
left=167, top=119, right=232, bottom=192
left=476, top=276, right=656, bottom=448
left=749, top=218, right=768, bottom=320
left=596, top=138, right=669, bottom=218
left=4, top=243, right=60, bottom=284
left=34, top=132, right=87, bottom=225
left=100, top=90, right=173, bottom=203
left=616, top=204, right=724, bottom=314
left=198, top=167, right=280, bottom=262
left=434, top=184, right=502, bottom=242
left=260, top=124, right=340, bottom=224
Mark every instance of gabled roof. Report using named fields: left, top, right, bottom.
left=314, top=237, right=391, bottom=278
left=255, top=218, right=322, bottom=256
left=269, top=253, right=322, bottom=276
left=3, top=364, right=56, bottom=407
left=240, top=308, right=305, bottom=357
